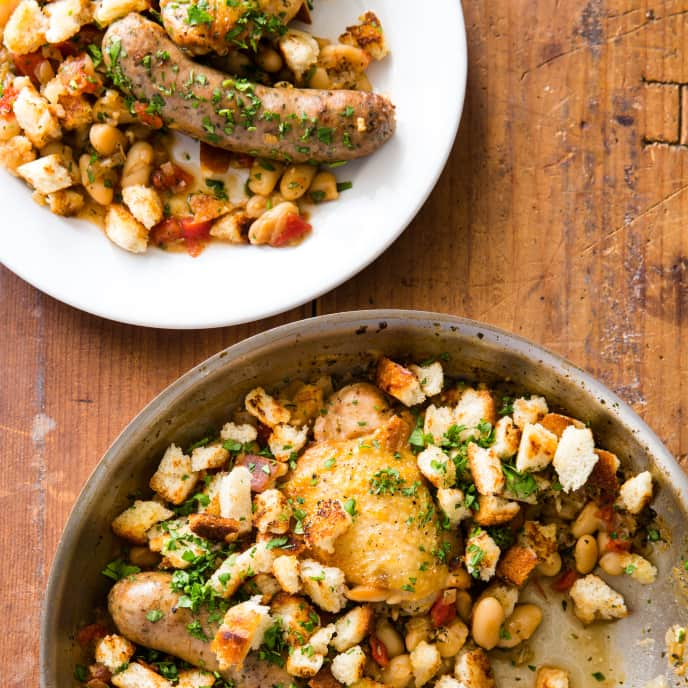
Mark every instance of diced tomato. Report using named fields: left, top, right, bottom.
left=0, top=85, right=18, bottom=118
left=595, top=505, right=616, bottom=531
left=431, top=596, right=457, bottom=627
left=604, top=535, right=632, bottom=554
left=200, top=142, right=233, bottom=174
left=12, top=51, right=49, bottom=85
left=59, top=54, right=102, bottom=94
left=270, top=212, right=312, bottom=247
left=551, top=569, right=578, bottom=592
left=150, top=217, right=184, bottom=245
left=152, top=162, right=194, bottom=193
left=369, top=635, right=389, bottom=667
left=75, top=623, right=108, bottom=647
left=133, top=101, right=164, bottom=130
left=180, top=217, right=212, bottom=239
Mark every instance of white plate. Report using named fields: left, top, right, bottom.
left=0, top=0, right=466, bottom=329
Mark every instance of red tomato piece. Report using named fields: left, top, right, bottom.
left=150, top=218, right=183, bottom=246
left=369, top=635, right=389, bottom=667
left=0, top=85, right=18, bottom=118
left=551, top=569, right=578, bottom=592
left=604, top=535, right=632, bottom=554
left=595, top=505, right=616, bottom=531
left=75, top=623, right=108, bottom=647
left=431, top=596, right=457, bottom=627
left=59, top=54, right=102, bottom=94
left=12, top=52, right=48, bottom=85
left=151, top=162, right=194, bottom=194
left=270, top=212, right=312, bottom=247
left=133, top=101, right=163, bottom=130
left=180, top=217, right=212, bottom=239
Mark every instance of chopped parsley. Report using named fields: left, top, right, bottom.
left=146, top=609, right=164, bottom=623
left=502, top=463, right=538, bottom=499
left=369, top=467, right=405, bottom=495
left=205, top=178, right=228, bottom=200
left=592, top=672, right=605, bottom=682
left=259, top=620, right=288, bottom=666
left=101, top=558, right=141, bottom=581
left=265, top=536, right=289, bottom=550
left=343, top=497, right=357, bottom=517
left=336, top=181, right=353, bottom=192
left=186, top=619, right=208, bottom=641
left=187, top=0, right=214, bottom=25
left=74, top=664, right=88, bottom=682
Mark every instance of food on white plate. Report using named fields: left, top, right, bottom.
left=0, top=2, right=394, bottom=255
left=76, top=355, right=667, bottom=687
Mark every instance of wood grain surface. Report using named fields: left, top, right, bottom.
left=2, top=1, right=688, bottom=685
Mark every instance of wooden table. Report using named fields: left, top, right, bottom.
left=2, top=1, right=687, bottom=684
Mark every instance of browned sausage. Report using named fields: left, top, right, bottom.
left=102, top=13, right=395, bottom=163
left=108, top=571, right=293, bottom=686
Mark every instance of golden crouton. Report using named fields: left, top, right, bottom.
left=45, top=189, right=84, bottom=216
left=512, top=396, right=548, bottom=429
left=56, top=94, right=92, bottom=130
left=303, top=498, right=353, bottom=554
left=149, top=444, right=198, bottom=505
left=272, top=554, right=301, bottom=594
left=409, top=361, right=444, bottom=397
left=3, top=0, right=47, bottom=55
left=93, top=0, right=150, bottom=26
left=17, top=153, right=75, bottom=194
left=270, top=592, right=319, bottom=646
left=13, top=84, right=61, bottom=148
left=465, top=530, right=500, bottom=582
left=190, top=444, right=229, bottom=472
left=587, top=449, right=620, bottom=504
left=330, top=646, right=366, bottom=686
left=210, top=209, right=251, bottom=243
left=177, top=669, right=216, bottom=688
left=417, top=445, right=456, bottom=488
left=94, top=634, right=135, bottom=672
left=287, top=645, right=325, bottom=678
left=536, top=666, right=570, bottom=688
left=211, top=597, right=272, bottom=669
left=111, top=663, right=172, bottom=688
left=220, top=422, right=257, bottom=444
left=300, top=559, right=347, bottom=613
left=423, top=404, right=455, bottom=443
left=217, top=466, right=253, bottom=533
left=278, top=29, right=320, bottom=81
left=0, top=135, right=35, bottom=174
left=245, top=387, right=291, bottom=427
left=617, top=470, right=653, bottom=514
left=105, top=204, right=149, bottom=254
left=44, top=0, right=92, bottom=44
left=147, top=517, right=207, bottom=569
left=455, top=388, right=496, bottom=439
left=188, top=513, right=240, bottom=543
left=332, top=605, right=373, bottom=652
left=492, top=416, right=521, bottom=459
left=268, top=423, right=308, bottom=462
left=496, top=545, right=538, bottom=587
left=474, top=496, right=520, bottom=526
left=376, top=357, right=426, bottom=407
left=253, top=489, right=292, bottom=534
left=409, top=641, right=441, bottom=687
left=539, top=412, right=584, bottom=437
left=467, top=443, right=504, bottom=496
left=569, top=574, right=628, bottom=624
left=288, top=382, right=325, bottom=426
left=122, top=184, right=164, bottom=230
left=454, top=647, right=496, bottom=688
left=436, top=487, right=472, bottom=527
left=339, top=11, right=389, bottom=61
left=111, top=499, right=173, bottom=545
left=519, top=521, right=557, bottom=560
left=515, top=423, right=558, bottom=473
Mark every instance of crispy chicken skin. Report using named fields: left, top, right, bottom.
left=285, top=420, right=454, bottom=601
left=160, top=0, right=303, bottom=55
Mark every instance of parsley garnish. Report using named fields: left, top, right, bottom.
left=101, top=558, right=141, bottom=581
left=502, top=463, right=538, bottom=498
left=187, top=0, right=213, bottom=25
left=205, top=178, right=228, bottom=200
left=146, top=609, right=164, bottom=623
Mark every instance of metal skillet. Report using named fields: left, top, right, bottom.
left=41, top=310, right=688, bottom=686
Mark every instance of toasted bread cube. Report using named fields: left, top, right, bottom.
left=409, top=361, right=444, bottom=397
left=209, top=541, right=276, bottom=597
left=497, top=544, right=538, bottom=587
left=177, top=669, right=216, bottom=688
left=54, top=93, right=93, bottom=130
left=45, top=0, right=92, bottom=44
left=122, top=184, right=164, bottom=230
left=45, top=188, right=84, bottom=216
left=536, top=666, right=570, bottom=688
left=492, top=416, right=521, bottom=459
left=105, top=204, right=149, bottom=254
left=512, top=396, right=548, bottom=429
left=436, top=488, right=472, bottom=527
left=148, top=517, right=207, bottom=569
left=466, top=530, right=500, bottom=582
left=188, top=513, right=240, bottom=543
left=0, top=115, right=21, bottom=142
left=220, top=422, right=257, bottom=445
left=210, top=209, right=251, bottom=243
left=251, top=573, right=282, bottom=603
left=13, top=85, right=60, bottom=148
left=300, top=559, right=347, bottom=613
left=287, top=381, right=326, bottom=425
left=455, top=388, right=496, bottom=440
left=212, top=596, right=272, bottom=670
left=270, top=592, right=318, bottom=645
left=268, top=423, right=308, bottom=462
left=474, top=496, right=520, bottom=526
left=332, top=606, right=373, bottom=652
left=94, top=0, right=150, bottom=25
left=468, top=443, right=504, bottom=496
left=376, top=357, right=426, bottom=407
left=588, top=449, right=620, bottom=503
left=94, top=634, right=135, bottom=672
left=434, top=677, right=463, bottom=688
left=111, top=499, right=174, bottom=545
left=245, top=387, right=291, bottom=427
left=553, top=426, right=598, bottom=492
left=519, top=521, right=557, bottom=559
left=253, top=488, right=292, bottom=534
left=17, top=153, right=75, bottom=194
left=410, top=641, right=441, bottom=687
left=539, top=413, right=585, bottom=437
left=273, top=554, right=301, bottom=594
left=190, top=444, right=229, bottom=472
left=3, top=0, right=47, bottom=54
left=310, top=623, right=336, bottom=654
left=149, top=443, right=198, bottom=505
left=339, top=11, right=389, bottom=61
left=0, top=135, right=35, bottom=173
left=479, top=583, right=519, bottom=618
left=515, top=423, right=558, bottom=473
left=278, top=28, right=320, bottom=80
left=111, top=662, right=172, bottom=688
left=331, top=646, right=366, bottom=686
left=454, top=647, right=496, bottom=688
left=218, top=466, right=253, bottom=534
left=569, top=574, right=628, bottom=624
left=617, top=471, right=653, bottom=514
left=423, top=404, right=455, bottom=443
left=303, top=498, right=352, bottom=554
left=287, top=645, right=325, bottom=678
left=417, top=445, right=456, bottom=488
left=177, top=669, right=215, bottom=688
